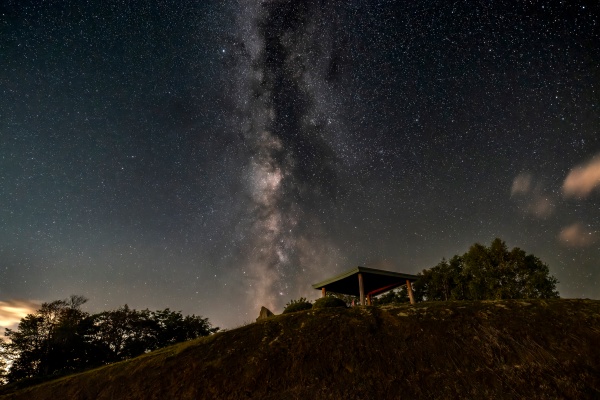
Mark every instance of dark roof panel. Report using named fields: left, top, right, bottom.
left=312, top=266, right=418, bottom=297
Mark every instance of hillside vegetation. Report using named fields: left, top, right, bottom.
left=1, top=299, right=599, bottom=399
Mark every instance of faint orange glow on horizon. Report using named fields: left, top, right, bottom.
left=0, top=299, right=40, bottom=340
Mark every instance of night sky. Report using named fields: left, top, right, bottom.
left=1, top=0, right=599, bottom=329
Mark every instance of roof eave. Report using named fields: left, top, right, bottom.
left=311, top=266, right=361, bottom=289
left=311, top=266, right=419, bottom=290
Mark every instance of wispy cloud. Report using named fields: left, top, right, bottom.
left=563, top=154, right=600, bottom=198
left=525, top=197, right=554, bottom=218
left=558, top=223, right=598, bottom=248
left=0, top=299, right=40, bottom=340
left=510, top=173, right=554, bottom=218
left=511, top=172, right=532, bottom=195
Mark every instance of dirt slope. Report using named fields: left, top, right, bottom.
left=1, top=299, right=599, bottom=400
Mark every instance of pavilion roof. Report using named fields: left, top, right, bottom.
left=312, top=266, right=418, bottom=297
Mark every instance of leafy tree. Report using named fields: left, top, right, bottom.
left=2, top=295, right=91, bottom=382
left=151, top=309, right=216, bottom=349
left=88, top=306, right=217, bottom=363
left=87, top=305, right=148, bottom=363
left=0, top=348, right=8, bottom=385
left=415, top=255, right=466, bottom=301
left=416, top=238, right=559, bottom=301
left=325, top=292, right=359, bottom=307
left=282, top=298, right=312, bottom=314
left=3, top=297, right=217, bottom=384
left=375, top=286, right=410, bottom=305
left=312, top=297, right=346, bottom=309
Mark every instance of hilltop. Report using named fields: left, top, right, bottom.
left=1, top=299, right=599, bottom=399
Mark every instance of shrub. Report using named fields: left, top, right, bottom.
left=282, top=298, right=313, bottom=314
left=325, top=292, right=358, bottom=307
left=313, top=297, right=347, bottom=309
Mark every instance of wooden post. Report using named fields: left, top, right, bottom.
left=321, top=287, right=326, bottom=298
left=358, top=273, right=365, bottom=306
left=406, top=279, right=415, bottom=305
left=367, top=294, right=372, bottom=306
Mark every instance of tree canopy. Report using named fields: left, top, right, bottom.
left=0, top=296, right=217, bottom=384
left=373, top=238, right=559, bottom=304
left=414, top=238, right=559, bottom=301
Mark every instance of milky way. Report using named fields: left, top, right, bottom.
left=230, top=1, right=345, bottom=311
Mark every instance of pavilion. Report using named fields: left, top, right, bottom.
left=312, top=266, right=419, bottom=306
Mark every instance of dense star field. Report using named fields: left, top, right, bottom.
left=1, top=0, right=599, bottom=328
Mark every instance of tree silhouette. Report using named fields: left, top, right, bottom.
left=1, top=297, right=217, bottom=384
left=415, top=238, right=559, bottom=301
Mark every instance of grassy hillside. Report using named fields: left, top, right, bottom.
left=1, top=299, right=599, bottom=399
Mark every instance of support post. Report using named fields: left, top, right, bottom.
left=406, top=279, right=415, bottom=305
left=358, top=273, right=365, bottom=306
left=321, top=287, right=326, bottom=298
left=367, top=294, right=372, bottom=306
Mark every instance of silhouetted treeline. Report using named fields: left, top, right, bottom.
left=0, top=296, right=217, bottom=384
left=378, top=238, right=559, bottom=304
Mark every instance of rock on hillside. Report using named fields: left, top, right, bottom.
left=1, top=299, right=599, bottom=399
